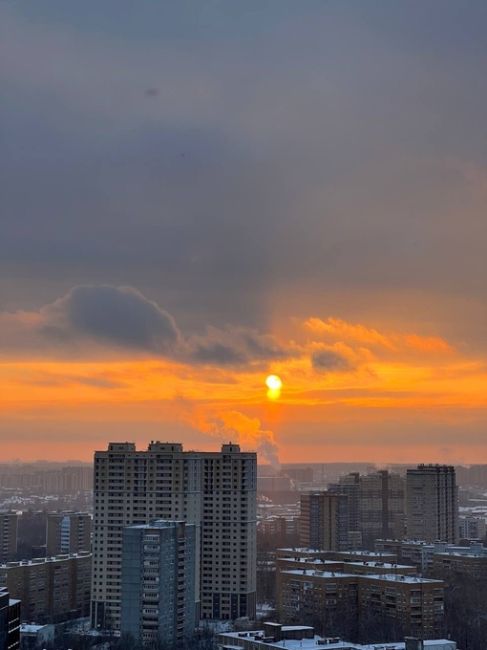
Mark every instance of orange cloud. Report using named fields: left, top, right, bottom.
left=305, top=317, right=394, bottom=349
left=1, top=309, right=485, bottom=463
left=304, top=316, right=453, bottom=356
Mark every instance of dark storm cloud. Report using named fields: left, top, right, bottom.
left=311, top=349, right=354, bottom=373
left=41, top=285, right=180, bottom=354
left=0, top=285, right=293, bottom=366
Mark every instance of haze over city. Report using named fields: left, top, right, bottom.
left=2, top=1, right=487, bottom=464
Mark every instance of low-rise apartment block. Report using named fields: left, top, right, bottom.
left=375, top=539, right=487, bottom=578
left=277, top=567, right=445, bottom=640
left=217, top=623, right=456, bottom=650
left=0, top=552, right=91, bottom=623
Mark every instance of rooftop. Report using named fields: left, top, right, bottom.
left=281, top=569, right=442, bottom=584
left=218, top=630, right=456, bottom=650
left=0, top=551, right=91, bottom=569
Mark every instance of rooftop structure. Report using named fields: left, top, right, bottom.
left=217, top=623, right=456, bottom=650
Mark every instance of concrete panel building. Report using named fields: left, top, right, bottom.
left=0, top=553, right=91, bottom=623
left=120, top=521, right=195, bottom=646
left=0, top=514, right=18, bottom=564
left=217, top=625, right=457, bottom=650
left=0, top=588, right=20, bottom=650
left=277, top=567, right=445, bottom=640
left=406, top=466, right=458, bottom=544
left=299, top=492, right=350, bottom=551
left=46, top=512, right=92, bottom=556
left=359, top=471, right=405, bottom=546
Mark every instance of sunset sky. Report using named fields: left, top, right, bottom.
left=2, top=1, right=487, bottom=463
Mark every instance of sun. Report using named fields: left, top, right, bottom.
left=265, top=374, right=283, bottom=391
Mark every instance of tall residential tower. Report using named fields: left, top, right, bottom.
left=91, top=442, right=256, bottom=631
left=406, top=464, right=458, bottom=543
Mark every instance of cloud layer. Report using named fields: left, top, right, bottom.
left=1, top=285, right=294, bottom=367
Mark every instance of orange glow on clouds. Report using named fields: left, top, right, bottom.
left=1, top=315, right=486, bottom=463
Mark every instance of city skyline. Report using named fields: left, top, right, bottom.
left=3, top=1, right=487, bottom=463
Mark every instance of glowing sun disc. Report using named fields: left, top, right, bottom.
left=265, top=374, right=282, bottom=391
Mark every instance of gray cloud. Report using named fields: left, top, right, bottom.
left=41, top=285, right=180, bottom=354
left=2, top=1, right=487, bottom=345
left=311, top=348, right=354, bottom=373
left=0, top=285, right=294, bottom=367
left=187, top=326, right=291, bottom=366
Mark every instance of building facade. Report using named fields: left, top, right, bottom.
left=92, top=442, right=256, bottom=631
left=406, top=465, right=458, bottom=543
left=46, top=512, right=92, bottom=556
left=0, top=514, right=18, bottom=564
left=217, top=625, right=457, bottom=650
left=277, top=568, right=445, bottom=641
left=359, top=471, right=405, bottom=546
left=0, top=588, right=20, bottom=650
left=121, top=521, right=195, bottom=645
left=458, top=515, right=486, bottom=541
left=0, top=553, right=91, bottom=623
left=299, top=492, right=349, bottom=551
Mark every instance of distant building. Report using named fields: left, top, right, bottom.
left=46, top=512, right=92, bottom=556
left=359, top=471, right=405, bottom=546
left=299, top=492, right=350, bottom=551
left=257, top=476, right=293, bottom=493
left=121, top=520, right=196, bottom=646
left=406, top=465, right=458, bottom=543
left=331, top=471, right=405, bottom=547
left=335, top=472, right=361, bottom=533
left=374, top=539, right=487, bottom=578
left=0, top=553, right=91, bottom=623
left=0, top=587, right=20, bottom=650
left=17, top=513, right=47, bottom=560
left=375, top=539, right=434, bottom=573
left=459, top=515, right=486, bottom=541
left=0, top=514, right=18, bottom=564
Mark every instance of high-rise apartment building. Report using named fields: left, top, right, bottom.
left=331, top=471, right=405, bottom=548
left=406, top=465, right=458, bottom=543
left=92, top=441, right=256, bottom=631
left=359, top=471, right=405, bottom=546
left=336, top=472, right=361, bottom=532
left=121, top=521, right=195, bottom=645
left=0, top=514, right=18, bottom=564
left=299, top=492, right=349, bottom=551
left=46, top=512, right=92, bottom=556
left=0, top=588, right=20, bottom=650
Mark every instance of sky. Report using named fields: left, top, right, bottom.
left=2, top=1, right=487, bottom=463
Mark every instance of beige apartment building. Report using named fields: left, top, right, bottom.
left=91, top=441, right=256, bottom=631
left=0, top=552, right=91, bottom=622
